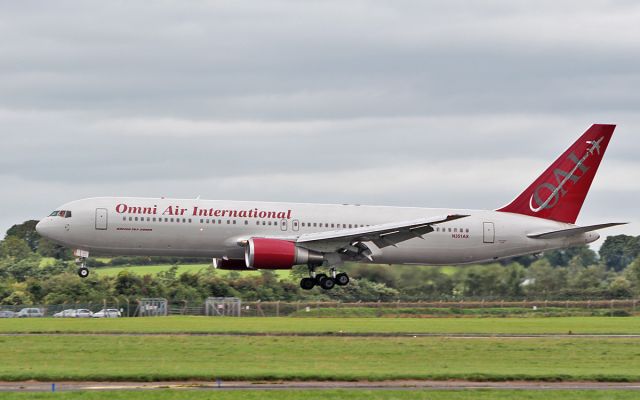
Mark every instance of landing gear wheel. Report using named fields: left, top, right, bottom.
left=78, top=267, right=89, bottom=278
left=315, top=273, right=328, bottom=285
left=335, top=273, right=350, bottom=286
left=319, top=277, right=335, bottom=290
left=300, top=277, right=315, bottom=290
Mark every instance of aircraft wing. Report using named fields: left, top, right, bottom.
left=293, top=214, right=468, bottom=260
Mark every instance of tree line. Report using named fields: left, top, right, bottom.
left=1, top=220, right=639, bottom=305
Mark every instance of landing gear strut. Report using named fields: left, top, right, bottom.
left=74, top=249, right=90, bottom=278
left=299, top=265, right=349, bottom=290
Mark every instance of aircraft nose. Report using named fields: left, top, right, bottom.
left=35, top=219, right=51, bottom=238
left=35, top=220, right=43, bottom=235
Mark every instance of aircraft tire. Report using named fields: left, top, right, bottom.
left=315, top=273, right=328, bottom=285
left=300, top=277, right=315, bottom=290
left=335, top=273, right=349, bottom=286
left=319, top=277, right=335, bottom=290
left=78, top=267, right=90, bottom=278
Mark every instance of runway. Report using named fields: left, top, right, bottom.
left=2, top=380, right=640, bottom=392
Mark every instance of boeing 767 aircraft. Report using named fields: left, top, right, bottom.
left=36, top=124, right=625, bottom=290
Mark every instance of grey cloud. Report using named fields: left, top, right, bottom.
left=0, top=0, right=638, bottom=246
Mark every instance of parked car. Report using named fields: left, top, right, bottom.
left=53, top=309, right=78, bottom=318
left=16, top=308, right=44, bottom=318
left=75, top=309, right=93, bottom=318
left=53, top=309, right=94, bottom=318
left=0, top=310, right=15, bottom=318
left=92, top=309, right=121, bottom=318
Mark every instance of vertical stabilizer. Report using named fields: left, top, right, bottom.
left=497, top=124, right=615, bottom=224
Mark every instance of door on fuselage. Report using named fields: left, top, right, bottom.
left=483, top=222, right=494, bottom=243
left=95, top=208, right=108, bottom=230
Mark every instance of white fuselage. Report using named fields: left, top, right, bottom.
left=36, top=197, right=598, bottom=265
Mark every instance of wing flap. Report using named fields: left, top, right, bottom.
left=296, top=214, right=469, bottom=254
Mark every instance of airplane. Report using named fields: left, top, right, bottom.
left=36, top=124, right=626, bottom=290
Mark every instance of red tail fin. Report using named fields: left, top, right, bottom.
left=497, top=124, right=615, bottom=224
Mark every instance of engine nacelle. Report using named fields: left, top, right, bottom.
left=213, top=258, right=251, bottom=270
left=244, top=238, right=323, bottom=269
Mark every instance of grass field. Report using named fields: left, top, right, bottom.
left=3, top=391, right=640, bottom=400
left=0, top=335, right=639, bottom=381
left=1, top=391, right=639, bottom=400
left=1, top=316, right=639, bottom=335
left=93, top=264, right=210, bottom=277
left=93, top=264, right=291, bottom=278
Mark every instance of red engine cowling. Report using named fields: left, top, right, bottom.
left=213, top=258, right=251, bottom=270
left=244, top=238, right=323, bottom=269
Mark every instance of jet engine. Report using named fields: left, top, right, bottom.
left=212, top=258, right=252, bottom=270
left=244, top=238, right=323, bottom=269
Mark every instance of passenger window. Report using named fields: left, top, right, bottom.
left=123, top=217, right=126, bottom=221
left=244, top=220, right=248, bottom=225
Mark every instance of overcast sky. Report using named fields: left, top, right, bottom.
left=1, top=1, right=638, bottom=248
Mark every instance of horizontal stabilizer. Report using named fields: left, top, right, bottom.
left=527, top=222, right=627, bottom=239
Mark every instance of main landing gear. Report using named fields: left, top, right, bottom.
left=299, top=267, right=350, bottom=290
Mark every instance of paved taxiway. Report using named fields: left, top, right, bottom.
left=2, top=380, right=640, bottom=392
left=2, top=332, right=640, bottom=338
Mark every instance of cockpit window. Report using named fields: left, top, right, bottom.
left=49, top=210, right=72, bottom=218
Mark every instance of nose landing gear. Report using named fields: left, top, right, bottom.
left=78, top=266, right=90, bottom=278
left=74, top=249, right=90, bottom=278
